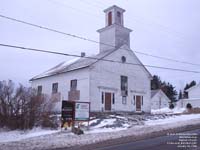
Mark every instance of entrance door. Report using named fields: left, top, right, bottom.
left=105, top=92, right=111, bottom=111
left=136, top=96, right=141, bottom=111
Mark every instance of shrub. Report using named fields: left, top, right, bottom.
left=169, top=103, right=174, bottom=109
left=186, top=103, right=192, bottom=109
left=0, top=80, right=58, bottom=130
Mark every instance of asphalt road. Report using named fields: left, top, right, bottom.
left=93, top=129, right=200, bottom=150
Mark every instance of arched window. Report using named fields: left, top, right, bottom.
left=108, top=11, right=112, bottom=26
left=121, top=56, right=126, bottom=63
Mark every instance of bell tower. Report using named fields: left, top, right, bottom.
left=97, top=5, right=132, bottom=53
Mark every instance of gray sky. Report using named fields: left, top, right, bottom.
left=0, top=0, right=200, bottom=90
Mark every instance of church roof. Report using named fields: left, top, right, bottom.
left=30, top=49, right=117, bottom=81
left=30, top=44, right=152, bottom=81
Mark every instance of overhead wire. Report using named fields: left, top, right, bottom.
left=0, top=43, right=200, bottom=74
left=0, top=14, right=199, bottom=67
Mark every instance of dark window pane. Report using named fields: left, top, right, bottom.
left=102, top=92, right=104, bottom=104
left=117, top=11, right=121, bottom=17
left=37, top=85, right=42, bottom=95
left=70, top=80, right=77, bottom=91
left=108, top=11, right=112, bottom=26
left=112, top=93, right=115, bottom=104
left=142, top=96, right=143, bottom=105
left=121, top=76, right=128, bottom=96
left=117, top=11, right=121, bottom=24
left=121, top=56, right=126, bottom=63
left=52, top=83, right=58, bottom=93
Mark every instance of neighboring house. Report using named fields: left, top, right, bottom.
left=151, top=90, right=170, bottom=109
left=177, top=83, right=200, bottom=108
left=30, top=5, right=152, bottom=113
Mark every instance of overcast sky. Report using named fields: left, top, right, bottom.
left=1, top=0, right=200, bottom=90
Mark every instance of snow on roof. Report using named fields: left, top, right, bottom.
left=30, top=44, right=152, bottom=81
left=30, top=49, right=116, bottom=81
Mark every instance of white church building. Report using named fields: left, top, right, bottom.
left=30, top=5, right=152, bottom=113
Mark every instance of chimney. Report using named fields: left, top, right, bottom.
left=81, top=52, right=86, bottom=57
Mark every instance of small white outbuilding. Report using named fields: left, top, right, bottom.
left=151, top=89, right=170, bottom=109
left=178, top=83, right=200, bottom=108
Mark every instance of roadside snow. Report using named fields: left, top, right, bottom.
left=87, top=118, right=129, bottom=133
left=145, top=114, right=200, bottom=126
left=151, top=107, right=186, bottom=115
left=0, top=114, right=200, bottom=150
left=0, top=128, right=60, bottom=143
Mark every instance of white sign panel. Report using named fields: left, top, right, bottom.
left=75, top=102, right=90, bottom=121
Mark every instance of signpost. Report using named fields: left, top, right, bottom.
left=74, top=102, right=90, bottom=121
left=61, top=101, right=90, bottom=130
left=61, top=101, right=74, bottom=120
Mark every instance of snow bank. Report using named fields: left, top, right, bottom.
left=0, top=128, right=59, bottom=143
left=0, top=114, right=200, bottom=150
left=87, top=118, right=129, bottom=133
left=151, top=107, right=186, bottom=115
left=145, top=114, right=200, bottom=126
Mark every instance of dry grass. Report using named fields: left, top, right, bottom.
left=185, top=107, right=200, bottom=114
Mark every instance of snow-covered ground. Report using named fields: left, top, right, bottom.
left=151, top=107, right=186, bottom=115
left=0, top=113, right=200, bottom=150
left=145, top=114, right=200, bottom=125
left=0, top=127, right=59, bottom=143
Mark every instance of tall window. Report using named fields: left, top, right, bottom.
left=121, top=76, right=128, bottom=96
left=37, top=85, right=42, bottom=95
left=102, top=92, right=104, bottom=104
left=70, top=79, right=77, bottom=91
left=122, top=96, right=127, bottom=104
left=117, top=11, right=121, bottom=25
left=52, top=83, right=58, bottom=94
left=108, top=11, right=112, bottom=26
left=112, top=93, right=115, bottom=104
left=142, top=96, right=143, bottom=105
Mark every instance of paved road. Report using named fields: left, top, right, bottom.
left=94, top=129, right=200, bottom=150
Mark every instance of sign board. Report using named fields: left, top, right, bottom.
left=61, top=101, right=74, bottom=120
left=74, top=102, right=90, bottom=121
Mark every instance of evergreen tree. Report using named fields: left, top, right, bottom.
left=178, top=90, right=183, bottom=100
left=151, top=75, right=162, bottom=90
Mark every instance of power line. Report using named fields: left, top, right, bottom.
left=0, top=14, right=200, bottom=67
left=0, top=43, right=200, bottom=74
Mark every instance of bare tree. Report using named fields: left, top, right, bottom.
left=0, top=80, right=58, bottom=130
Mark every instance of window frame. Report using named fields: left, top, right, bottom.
left=102, top=92, right=104, bottom=104
left=37, top=85, right=42, bottom=95
left=122, top=96, right=127, bottom=104
left=108, top=11, right=112, bottom=26
left=112, top=93, right=115, bottom=104
left=121, top=56, right=126, bottom=63
left=52, top=82, right=58, bottom=94
left=121, top=76, right=128, bottom=96
left=117, top=11, right=121, bottom=24
left=70, top=79, right=77, bottom=91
